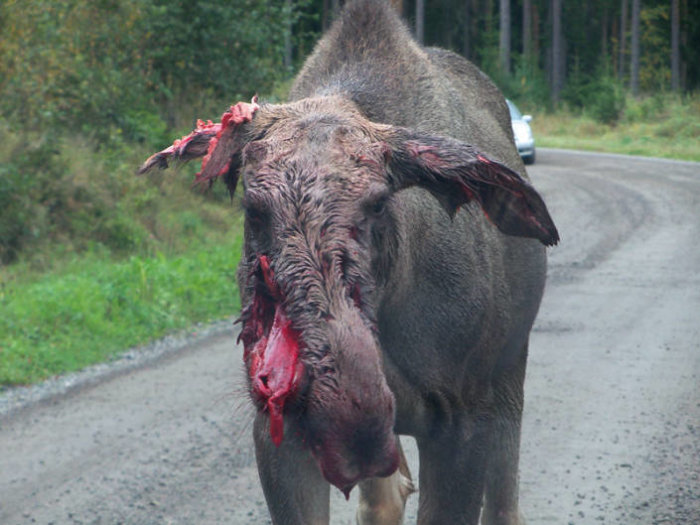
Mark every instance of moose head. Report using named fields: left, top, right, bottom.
left=140, top=95, right=558, bottom=494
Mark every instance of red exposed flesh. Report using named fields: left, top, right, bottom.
left=244, top=254, right=303, bottom=447
left=249, top=302, right=303, bottom=446
left=196, top=97, right=260, bottom=183
left=406, top=143, right=446, bottom=168
left=258, top=255, right=280, bottom=298
left=139, top=97, right=259, bottom=180
left=350, top=283, right=362, bottom=309
left=138, top=119, right=220, bottom=173
left=174, top=119, right=221, bottom=153
left=460, top=184, right=476, bottom=201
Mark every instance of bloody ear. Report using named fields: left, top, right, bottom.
left=385, top=129, right=559, bottom=246
left=138, top=97, right=259, bottom=192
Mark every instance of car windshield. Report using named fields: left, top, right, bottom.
left=507, top=100, right=523, bottom=121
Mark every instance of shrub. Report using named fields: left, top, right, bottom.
left=0, top=0, right=291, bottom=267
left=622, top=93, right=667, bottom=123
left=0, top=0, right=288, bottom=141
left=500, top=56, right=552, bottom=111
left=562, top=69, right=625, bottom=125
left=0, top=133, right=70, bottom=263
left=588, top=77, right=626, bottom=125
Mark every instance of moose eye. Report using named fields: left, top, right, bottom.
left=245, top=206, right=268, bottom=226
left=242, top=191, right=270, bottom=227
left=371, top=197, right=387, bottom=215
left=365, top=193, right=389, bottom=218
left=243, top=201, right=272, bottom=251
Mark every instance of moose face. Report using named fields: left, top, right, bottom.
left=236, top=102, right=401, bottom=495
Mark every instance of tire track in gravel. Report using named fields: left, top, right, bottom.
left=519, top=149, right=700, bottom=525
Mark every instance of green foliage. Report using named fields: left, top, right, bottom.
left=639, top=4, right=671, bottom=93
left=146, top=1, right=288, bottom=102
left=622, top=92, right=668, bottom=123
left=0, top=0, right=290, bottom=265
left=0, top=234, right=243, bottom=386
left=622, top=92, right=700, bottom=144
left=0, top=131, right=73, bottom=263
left=562, top=63, right=626, bottom=124
left=533, top=92, right=700, bottom=161
left=499, top=56, right=552, bottom=111
left=512, top=59, right=552, bottom=109
left=589, top=77, right=626, bottom=124
left=119, top=110, right=171, bottom=150
left=0, top=0, right=288, bottom=143
left=0, top=0, right=149, bottom=137
left=0, top=127, right=120, bottom=263
left=0, top=119, right=238, bottom=268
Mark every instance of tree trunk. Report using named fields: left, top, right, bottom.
left=601, top=6, right=609, bottom=61
left=331, top=0, right=341, bottom=22
left=283, top=0, right=293, bottom=71
left=416, top=0, right=425, bottom=44
left=463, top=0, right=471, bottom=59
left=630, top=0, right=640, bottom=94
left=485, top=0, right=494, bottom=38
left=390, top=0, right=404, bottom=16
left=618, top=0, right=627, bottom=80
left=671, top=0, right=680, bottom=91
left=499, top=0, right=511, bottom=74
left=532, top=3, right=540, bottom=65
left=551, top=0, right=564, bottom=103
left=523, top=0, right=532, bottom=61
left=322, top=0, right=330, bottom=31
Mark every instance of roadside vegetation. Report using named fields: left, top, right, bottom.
left=0, top=235, right=243, bottom=385
left=0, top=118, right=249, bottom=384
left=1, top=0, right=698, bottom=387
left=530, top=93, right=700, bottom=161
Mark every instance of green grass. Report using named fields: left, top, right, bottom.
left=0, top=229, right=243, bottom=386
left=530, top=93, right=700, bottom=162
left=0, top=97, right=252, bottom=388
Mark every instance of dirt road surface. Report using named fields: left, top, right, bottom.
left=1, top=149, right=699, bottom=524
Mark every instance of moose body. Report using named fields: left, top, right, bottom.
left=141, top=1, right=558, bottom=523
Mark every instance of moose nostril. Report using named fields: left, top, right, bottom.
left=259, top=374, right=269, bottom=387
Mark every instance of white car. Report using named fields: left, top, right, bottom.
left=507, top=99, right=535, bottom=165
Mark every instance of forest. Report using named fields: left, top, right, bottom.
left=309, top=0, right=700, bottom=111
left=1, top=0, right=697, bottom=140
left=0, top=0, right=698, bottom=384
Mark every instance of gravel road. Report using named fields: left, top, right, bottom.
left=1, top=149, right=699, bottom=524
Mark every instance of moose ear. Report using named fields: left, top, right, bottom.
left=138, top=98, right=260, bottom=193
left=384, top=129, right=559, bottom=246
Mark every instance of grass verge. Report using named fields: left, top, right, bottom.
left=530, top=94, right=700, bottom=162
left=0, top=229, right=243, bottom=386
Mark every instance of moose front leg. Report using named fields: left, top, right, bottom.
left=254, top=413, right=330, bottom=525
left=356, top=437, right=415, bottom=525
left=482, top=343, right=529, bottom=525
left=415, top=415, right=493, bottom=525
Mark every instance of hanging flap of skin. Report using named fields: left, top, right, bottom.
left=256, top=304, right=303, bottom=446
left=138, top=97, right=260, bottom=184
left=385, top=129, right=560, bottom=246
left=138, top=119, right=221, bottom=174
left=196, top=98, right=260, bottom=184
left=248, top=255, right=304, bottom=446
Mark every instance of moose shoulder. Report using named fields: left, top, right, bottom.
left=140, top=1, right=558, bottom=524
